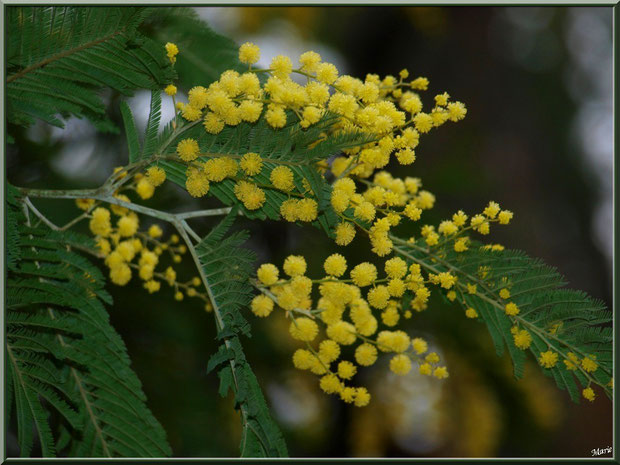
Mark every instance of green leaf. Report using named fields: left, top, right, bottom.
left=158, top=113, right=372, bottom=236
left=120, top=101, right=140, bottom=163
left=143, top=7, right=244, bottom=89
left=393, top=239, right=611, bottom=399
left=7, top=7, right=175, bottom=133
left=194, top=213, right=288, bottom=458
left=6, top=193, right=172, bottom=457
left=141, top=90, right=162, bottom=160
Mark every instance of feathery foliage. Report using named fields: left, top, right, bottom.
left=6, top=186, right=171, bottom=457
left=197, top=212, right=288, bottom=457
left=6, top=7, right=175, bottom=133
left=392, top=238, right=612, bottom=401
left=142, top=7, right=244, bottom=89
left=158, top=111, right=373, bottom=235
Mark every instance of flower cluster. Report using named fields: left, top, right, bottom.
left=251, top=254, right=451, bottom=406
left=79, top=169, right=211, bottom=311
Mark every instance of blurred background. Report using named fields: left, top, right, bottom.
left=7, top=6, right=613, bottom=458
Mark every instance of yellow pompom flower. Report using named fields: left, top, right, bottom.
left=110, top=264, right=132, bottom=286
left=434, top=92, right=450, bottom=106
left=412, top=337, right=428, bottom=355
left=96, top=238, right=111, bottom=256
left=270, top=166, right=295, bottom=191
left=89, top=207, right=112, bottom=237
left=498, top=210, right=514, bottom=225
left=148, top=224, right=163, bottom=238
left=203, top=113, right=225, bottom=134
left=350, top=262, right=377, bottom=287
left=433, top=366, right=449, bottom=379
left=188, top=86, right=208, bottom=109
left=538, top=350, right=558, bottom=368
left=299, top=51, right=321, bottom=73
left=270, top=55, right=293, bottom=79
left=419, top=363, right=432, bottom=375
left=331, top=189, right=350, bottom=213
left=297, top=198, right=318, bottom=222
left=326, top=321, right=356, bottom=345
left=353, top=202, right=376, bottom=222
left=136, top=178, right=155, bottom=200
left=76, top=198, right=95, bottom=211
left=390, top=354, right=412, bottom=375
left=165, top=42, right=178, bottom=63
left=233, top=181, right=266, bottom=210
left=381, top=306, right=399, bottom=326
left=177, top=138, right=200, bottom=162
left=581, top=356, right=598, bottom=373
left=499, top=288, right=511, bottom=299
left=257, top=263, right=279, bottom=285
left=320, top=374, right=343, bottom=394
left=283, top=255, right=307, bottom=277
left=354, top=387, right=371, bottom=407
left=438, top=220, right=458, bottom=236
left=289, top=317, right=318, bottom=342
left=204, top=158, right=232, bottom=182
left=582, top=387, right=596, bottom=402
left=265, top=106, right=287, bottom=128
left=505, top=302, right=520, bottom=316
left=483, top=201, right=501, bottom=219
left=335, top=222, right=356, bottom=246
left=454, top=238, right=468, bottom=252
left=117, top=215, right=138, bottom=237
left=144, top=280, right=161, bottom=294
left=337, top=361, right=357, bottom=380
left=251, top=295, right=274, bottom=317
left=239, top=42, right=260, bottom=65
left=185, top=169, right=210, bottom=198
left=367, top=286, right=390, bottom=309
left=293, top=349, right=315, bottom=370
left=146, top=166, right=166, bottom=187
left=447, top=101, right=467, bottom=121
left=280, top=199, right=299, bottom=222
left=318, top=339, right=340, bottom=363
left=165, top=84, right=177, bottom=96
left=396, top=148, right=416, bottom=165
left=385, top=257, right=407, bottom=279
left=387, top=279, right=405, bottom=298
left=181, top=104, right=202, bottom=122
left=465, top=307, right=478, bottom=319
left=513, top=329, right=532, bottom=349
left=355, top=343, right=378, bottom=366
left=324, top=254, right=347, bottom=277
left=413, top=112, right=433, bottom=133
left=316, top=62, right=338, bottom=84
left=240, top=152, right=263, bottom=176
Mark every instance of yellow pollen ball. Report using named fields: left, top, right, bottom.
left=289, top=317, right=318, bottom=342
left=390, top=354, right=412, bottom=375
left=239, top=42, right=260, bottom=65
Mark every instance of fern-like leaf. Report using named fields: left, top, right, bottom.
left=196, top=212, right=288, bottom=457
left=158, top=113, right=372, bottom=236
left=393, top=238, right=612, bottom=401
left=7, top=7, right=175, bottom=133
left=6, top=187, right=172, bottom=457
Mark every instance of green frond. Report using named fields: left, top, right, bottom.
left=141, top=90, right=162, bottom=160
left=196, top=213, right=288, bottom=457
left=6, top=193, right=171, bottom=457
left=120, top=101, right=141, bottom=163
left=7, top=7, right=175, bottom=133
left=158, top=113, right=370, bottom=236
left=393, top=239, right=612, bottom=402
left=142, top=7, right=244, bottom=89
